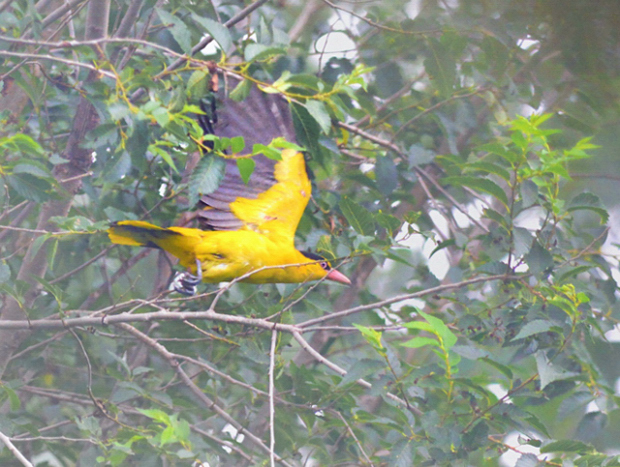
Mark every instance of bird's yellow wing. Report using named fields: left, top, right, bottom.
left=196, top=79, right=311, bottom=246
left=198, top=149, right=311, bottom=246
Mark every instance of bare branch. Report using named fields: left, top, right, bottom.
left=115, top=322, right=294, bottom=466
left=0, top=430, right=33, bottom=467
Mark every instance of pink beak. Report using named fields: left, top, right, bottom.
left=326, top=269, right=351, bottom=285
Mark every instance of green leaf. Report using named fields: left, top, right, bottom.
left=401, top=336, right=439, bottom=348
left=567, top=192, right=609, bottom=223
left=463, top=161, right=511, bottom=181
left=575, top=412, right=607, bottom=443
left=188, top=154, right=226, bottom=206
left=291, top=103, right=322, bottom=158
left=477, top=142, right=523, bottom=164
left=304, top=100, right=331, bottom=134
left=192, top=16, right=232, bottom=53
left=0, top=262, right=10, bottom=283
left=252, top=144, right=282, bottom=161
left=339, top=358, right=385, bottom=386
left=514, top=453, right=540, bottom=467
left=511, top=320, right=557, bottom=341
left=7, top=173, right=51, bottom=202
left=444, top=176, right=508, bottom=207
left=375, top=155, right=398, bottom=195
left=230, top=136, right=245, bottom=154
left=524, top=241, right=553, bottom=276
left=12, top=162, right=53, bottom=180
left=244, top=44, right=287, bottom=62
left=418, top=310, right=457, bottom=349
left=451, top=345, right=489, bottom=359
left=156, top=9, right=192, bottom=54
left=236, top=158, right=255, bottom=184
left=339, top=197, right=375, bottom=236
left=186, top=69, right=210, bottom=99
left=354, top=324, right=384, bottom=350
left=429, top=238, right=456, bottom=258
left=424, top=38, right=456, bottom=97
left=148, top=144, right=179, bottom=173
left=535, top=351, right=576, bottom=389
left=138, top=408, right=170, bottom=424
left=229, top=79, right=252, bottom=102
left=0, top=384, right=21, bottom=411
left=481, top=357, right=513, bottom=379
left=540, top=439, right=593, bottom=454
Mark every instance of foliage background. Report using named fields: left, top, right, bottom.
left=1, top=0, right=620, bottom=465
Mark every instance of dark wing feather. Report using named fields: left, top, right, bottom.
left=197, top=76, right=300, bottom=232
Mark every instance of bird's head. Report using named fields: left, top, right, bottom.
left=300, top=251, right=351, bottom=285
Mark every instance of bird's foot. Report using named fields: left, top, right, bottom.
left=172, top=259, right=203, bottom=296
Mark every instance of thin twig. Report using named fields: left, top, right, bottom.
left=268, top=328, right=278, bottom=467
left=115, top=322, right=294, bottom=466
left=0, top=50, right=116, bottom=78
left=292, top=331, right=422, bottom=416
left=334, top=411, right=374, bottom=466
left=0, top=430, right=33, bottom=467
left=298, top=274, right=517, bottom=328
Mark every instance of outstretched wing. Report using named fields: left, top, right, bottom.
left=196, top=78, right=311, bottom=246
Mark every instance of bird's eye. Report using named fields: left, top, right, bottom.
left=320, top=261, right=329, bottom=270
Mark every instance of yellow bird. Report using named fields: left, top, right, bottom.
left=108, top=80, right=350, bottom=294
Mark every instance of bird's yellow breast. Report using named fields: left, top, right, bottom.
left=184, top=230, right=325, bottom=283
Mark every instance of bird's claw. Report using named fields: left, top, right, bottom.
left=172, top=259, right=203, bottom=296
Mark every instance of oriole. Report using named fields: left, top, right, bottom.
left=108, top=78, right=350, bottom=293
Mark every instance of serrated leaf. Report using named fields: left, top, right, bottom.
left=229, top=79, right=252, bottom=102
left=375, top=155, right=398, bottom=195
left=481, top=357, right=513, bottom=379
left=236, top=158, right=255, bottom=184
left=575, top=412, right=607, bottom=443
left=401, top=336, right=439, bottom=348
left=567, top=192, right=608, bottom=223
left=524, top=241, right=553, bottom=276
left=156, top=9, right=192, bottom=54
left=520, top=179, right=539, bottom=207
left=188, top=154, right=226, bottom=206
left=0, top=262, right=10, bottom=283
left=339, top=197, right=375, bottom=236
left=424, top=38, right=456, bottom=97
left=418, top=310, right=457, bottom=349
left=511, top=320, right=556, bottom=341
left=304, top=100, right=331, bottom=134
left=252, top=144, right=282, bottom=161
left=463, top=161, right=511, bottom=181
left=12, top=162, right=53, bottom=180
left=186, top=69, right=209, bottom=99
left=192, top=16, right=232, bottom=53
left=7, top=173, right=51, bottom=202
left=387, top=437, right=415, bottom=467
left=291, top=103, right=322, bottom=158
left=540, top=439, right=593, bottom=454
left=451, top=344, right=489, bottom=359
left=354, top=324, right=384, bottom=350
left=535, top=351, right=576, bottom=389
left=339, top=358, right=385, bottom=386
left=514, top=453, right=540, bottom=467
left=429, top=238, right=456, bottom=258
left=148, top=145, right=178, bottom=174
left=230, top=136, right=245, bottom=154
left=444, top=176, right=508, bottom=207
left=244, top=44, right=287, bottom=62
left=1, top=384, right=21, bottom=411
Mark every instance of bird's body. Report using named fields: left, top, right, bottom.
left=109, top=220, right=340, bottom=284
left=107, top=90, right=351, bottom=289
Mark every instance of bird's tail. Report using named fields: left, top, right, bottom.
left=108, top=220, right=203, bottom=269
